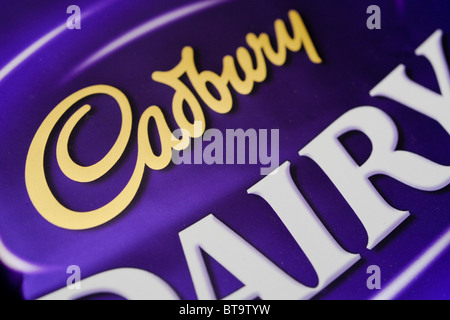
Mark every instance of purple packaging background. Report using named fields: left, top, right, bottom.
left=0, top=0, right=449, bottom=299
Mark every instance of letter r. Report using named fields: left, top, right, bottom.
left=370, top=30, right=450, bottom=135
left=300, top=106, right=450, bottom=249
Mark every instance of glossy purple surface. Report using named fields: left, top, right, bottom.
left=0, top=0, right=449, bottom=300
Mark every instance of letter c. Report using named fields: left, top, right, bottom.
left=25, top=85, right=145, bottom=230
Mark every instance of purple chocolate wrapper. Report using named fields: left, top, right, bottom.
left=0, top=0, right=449, bottom=300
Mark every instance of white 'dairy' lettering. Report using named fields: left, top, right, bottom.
left=248, top=162, right=360, bottom=299
left=179, top=214, right=313, bottom=300
left=299, top=106, right=450, bottom=250
left=370, top=30, right=450, bottom=135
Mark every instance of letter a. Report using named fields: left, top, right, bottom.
left=66, top=265, right=81, bottom=290
left=367, top=5, right=381, bottom=30
left=66, top=5, right=81, bottom=30
left=366, top=265, right=381, bottom=290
